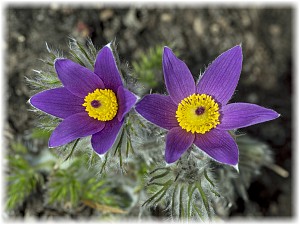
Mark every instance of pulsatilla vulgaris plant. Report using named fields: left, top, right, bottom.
left=136, top=46, right=279, bottom=167
left=27, top=39, right=280, bottom=221
left=30, top=44, right=137, bottom=155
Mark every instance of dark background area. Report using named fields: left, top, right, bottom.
left=6, top=5, right=292, bottom=218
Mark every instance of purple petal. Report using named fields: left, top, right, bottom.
left=94, top=46, right=123, bottom=93
left=49, top=112, right=105, bottom=147
left=117, top=86, right=137, bottom=121
left=218, top=103, right=280, bottom=130
left=194, top=129, right=238, bottom=166
left=55, top=59, right=104, bottom=98
left=135, top=94, right=179, bottom=130
left=196, top=45, right=243, bottom=106
left=91, top=117, right=124, bottom=154
left=165, top=127, right=195, bottom=163
left=163, top=47, right=196, bottom=104
left=29, top=87, right=84, bottom=119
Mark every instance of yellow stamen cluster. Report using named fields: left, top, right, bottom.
left=176, top=94, right=220, bottom=134
left=83, top=89, right=118, bottom=121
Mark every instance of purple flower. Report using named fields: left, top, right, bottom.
left=30, top=45, right=137, bottom=154
left=135, top=45, right=279, bottom=166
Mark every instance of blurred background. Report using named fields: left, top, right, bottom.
left=5, top=4, right=292, bottom=220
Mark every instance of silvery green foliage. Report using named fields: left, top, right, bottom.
left=27, top=38, right=275, bottom=221
left=141, top=150, right=217, bottom=221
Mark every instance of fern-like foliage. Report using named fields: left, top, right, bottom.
left=132, top=45, right=163, bottom=92
left=142, top=148, right=218, bottom=221
left=46, top=157, right=119, bottom=210
left=6, top=142, right=46, bottom=210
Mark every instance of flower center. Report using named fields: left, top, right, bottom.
left=82, top=89, right=118, bottom=121
left=175, top=94, right=220, bottom=134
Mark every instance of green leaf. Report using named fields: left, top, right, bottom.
left=30, top=128, right=51, bottom=140
left=196, top=181, right=211, bottom=220
left=10, top=142, right=27, bottom=154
